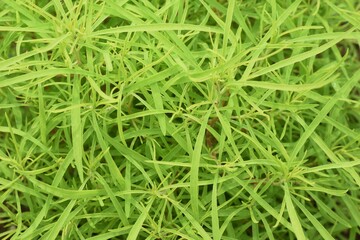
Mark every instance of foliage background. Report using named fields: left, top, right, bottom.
left=0, top=0, right=359, bottom=239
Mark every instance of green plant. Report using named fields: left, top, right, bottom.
left=0, top=0, right=359, bottom=239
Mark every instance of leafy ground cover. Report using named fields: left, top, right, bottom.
left=0, top=0, right=360, bottom=239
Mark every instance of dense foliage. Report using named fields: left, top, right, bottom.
left=0, top=0, right=359, bottom=239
